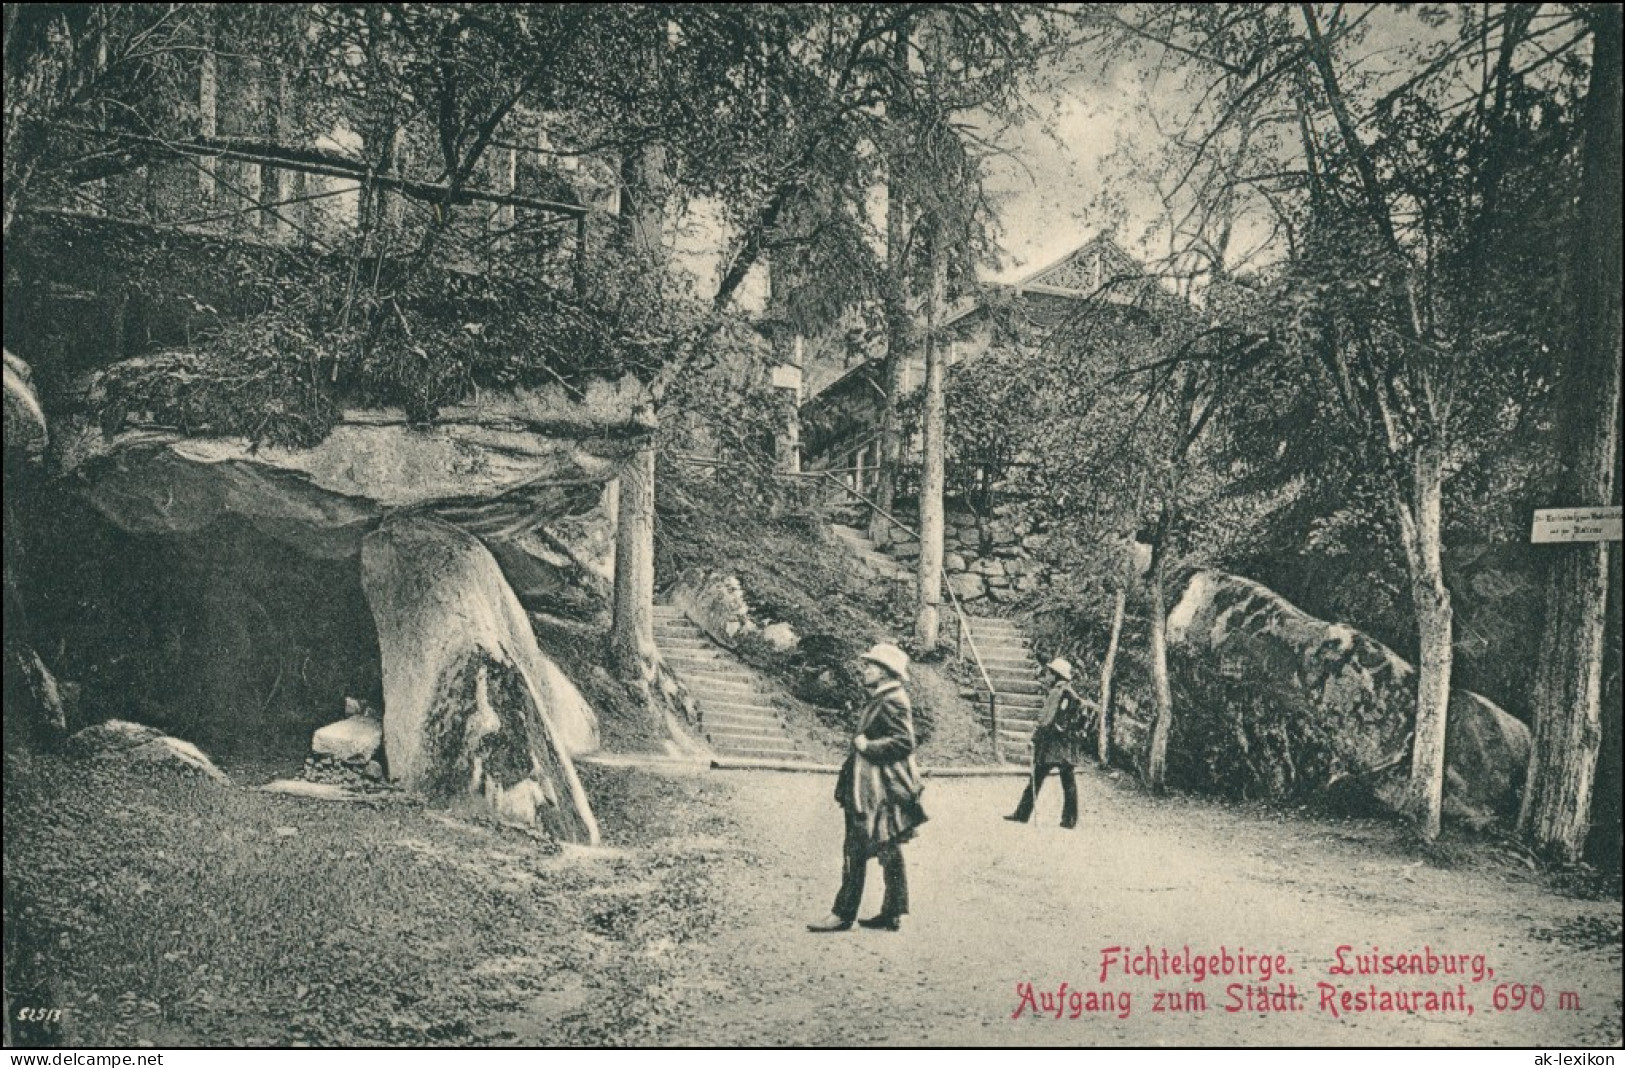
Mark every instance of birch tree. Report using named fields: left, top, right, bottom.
left=1096, top=3, right=1594, bottom=837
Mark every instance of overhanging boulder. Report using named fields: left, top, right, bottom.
left=1164, top=569, right=1529, bottom=826
left=361, top=514, right=599, bottom=842
left=58, top=373, right=654, bottom=562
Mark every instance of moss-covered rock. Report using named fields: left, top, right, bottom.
left=1163, top=569, right=1529, bottom=826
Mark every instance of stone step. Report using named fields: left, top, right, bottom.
left=654, top=622, right=704, bottom=634
left=685, top=688, right=769, bottom=705
left=965, top=641, right=1032, bottom=656
left=984, top=678, right=1046, bottom=696
left=706, top=725, right=793, bottom=745
left=966, top=639, right=1031, bottom=652
left=702, top=724, right=786, bottom=743
left=965, top=632, right=1031, bottom=646
left=964, top=681, right=1044, bottom=698
left=700, top=706, right=782, bottom=725
left=974, top=694, right=1046, bottom=712
left=980, top=681, right=1043, bottom=697
left=698, top=721, right=780, bottom=738
left=972, top=681, right=1046, bottom=699
left=701, top=702, right=784, bottom=720
left=657, top=639, right=716, bottom=653
left=715, top=743, right=808, bottom=760
left=968, top=640, right=1033, bottom=656
left=965, top=640, right=1034, bottom=654
left=981, top=670, right=1040, bottom=686
left=964, top=633, right=1030, bottom=646
left=983, top=665, right=1040, bottom=682
left=652, top=620, right=705, bottom=633
left=675, top=681, right=769, bottom=702
left=706, top=731, right=791, bottom=750
left=965, top=634, right=1030, bottom=647
left=662, top=652, right=740, bottom=670
left=701, top=701, right=788, bottom=720
left=659, top=635, right=725, bottom=649
left=668, top=663, right=759, bottom=683
left=972, top=659, right=1039, bottom=675
left=977, top=710, right=1040, bottom=726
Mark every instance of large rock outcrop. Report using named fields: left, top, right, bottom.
left=11, top=370, right=649, bottom=765
left=1163, top=569, right=1529, bottom=826
left=59, top=375, right=653, bottom=562
left=361, top=514, right=599, bottom=842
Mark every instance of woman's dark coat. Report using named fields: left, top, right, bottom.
left=833, top=678, right=927, bottom=853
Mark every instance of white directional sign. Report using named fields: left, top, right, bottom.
left=1530, top=506, right=1622, bottom=544
left=769, top=363, right=802, bottom=392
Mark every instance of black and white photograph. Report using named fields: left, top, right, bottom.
left=2, top=2, right=1621, bottom=1052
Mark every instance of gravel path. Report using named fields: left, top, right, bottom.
left=627, top=764, right=1622, bottom=1047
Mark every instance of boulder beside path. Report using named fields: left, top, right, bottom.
left=361, top=514, right=599, bottom=843
left=67, top=720, right=230, bottom=784
left=1164, top=569, right=1529, bottom=826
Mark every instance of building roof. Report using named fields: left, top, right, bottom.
left=803, top=234, right=1183, bottom=410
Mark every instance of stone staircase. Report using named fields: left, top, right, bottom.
left=828, top=521, right=1047, bottom=766
left=652, top=605, right=806, bottom=761
left=831, top=523, right=909, bottom=581
left=958, top=615, right=1047, bottom=765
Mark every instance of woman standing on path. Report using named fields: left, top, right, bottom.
left=807, top=643, right=928, bottom=933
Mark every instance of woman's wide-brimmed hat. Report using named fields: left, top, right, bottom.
left=1045, top=657, right=1073, bottom=681
left=859, top=642, right=911, bottom=683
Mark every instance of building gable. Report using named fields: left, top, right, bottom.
left=1019, top=235, right=1144, bottom=296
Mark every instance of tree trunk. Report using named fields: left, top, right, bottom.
left=198, top=42, right=217, bottom=200
left=1145, top=490, right=1176, bottom=792
left=1097, top=584, right=1127, bottom=766
left=1396, top=442, right=1453, bottom=840
left=1145, top=555, right=1173, bottom=793
left=916, top=226, right=946, bottom=649
left=1519, top=4, right=1623, bottom=863
left=1587, top=548, right=1623, bottom=873
left=1100, top=473, right=1147, bottom=767
left=271, top=57, right=305, bottom=239
left=870, top=166, right=911, bottom=546
left=608, top=126, right=667, bottom=704
left=869, top=26, right=911, bottom=548
left=610, top=446, right=658, bottom=682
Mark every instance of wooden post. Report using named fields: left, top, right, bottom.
left=575, top=213, right=587, bottom=298
left=198, top=45, right=217, bottom=200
